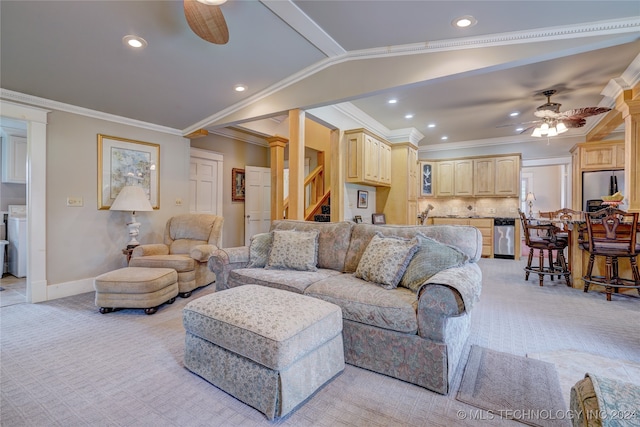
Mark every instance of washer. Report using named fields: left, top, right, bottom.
left=7, top=205, right=26, bottom=278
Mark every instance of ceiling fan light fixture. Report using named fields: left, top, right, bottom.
left=547, top=127, right=558, bottom=137
left=556, top=122, right=568, bottom=133
left=531, top=127, right=543, bottom=137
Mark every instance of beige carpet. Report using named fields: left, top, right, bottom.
left=527, top=349, right=640, bottom=408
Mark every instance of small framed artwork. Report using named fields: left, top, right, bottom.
left=357, top=190, right=368, bottom=208
left=419, top=161, right=434, bottom=197
left=353, top=215, right=363, bottom=223
left=372, top=213, right=386, bottom=225
left=232, top=168, right=245, bottom=202
left=97, top=134, right=159, bottom=210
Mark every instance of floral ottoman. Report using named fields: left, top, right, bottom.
left=182, top=285, right=344, bottom=420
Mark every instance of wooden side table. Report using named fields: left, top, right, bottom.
left=122, top=247, right=135, bottom=264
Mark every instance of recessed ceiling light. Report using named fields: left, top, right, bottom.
left=516, top=127, right=524, bottom=132
left=123, top=35, right=147, bottom=49
left=197, top=0, right=227, bottom=5
left=427, top=123, right=436, bottom=128
left=405, top=114, right=414, bottom=119
left=510, top=112, right=520, bottom=117
left=388, top=99, right=398, bottom=104
left=234, top=84, right=247, bottom=92
left=453, top=15, right=477, bottom=28
left=441, top=136, right=448, bottom=140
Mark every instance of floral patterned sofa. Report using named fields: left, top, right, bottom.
left=208, top=220, right=483, bottom=395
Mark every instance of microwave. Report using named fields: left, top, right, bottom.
left=586, top=199, right=604, bottom=212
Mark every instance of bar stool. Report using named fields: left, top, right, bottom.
left=519, top=210, right=571, bottom=287
left=583, top=207, right=640, bottom=301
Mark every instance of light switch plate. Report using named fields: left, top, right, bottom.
left=67, top=197, right=83, bottom=207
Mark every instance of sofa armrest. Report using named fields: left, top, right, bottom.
left=416, top=263, right=482, bottom=342
left=131, top=244, right=169, bottom=258
left=190, top=244, right=219, bottom=262
left=207, top=246, right=250, bottom=291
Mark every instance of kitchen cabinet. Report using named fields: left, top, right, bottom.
left=345, top=129, right=391, bottom=187
left=578, top=141, right=625, bottom=170
left=474, top=158, right=495, bottom=196
left=2, top=135, right=27, bottom=184
left=432, top=154, right=520, bottom=198
left=432, top=217, right=493, bottom=257
left=379, top=143, right=418, bottom=224
left=435, top=159, right=472, bottom=196
left=494, top=156, right=520, bottom=196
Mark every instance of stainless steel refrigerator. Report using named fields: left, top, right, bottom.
left=582, top=170, right=626, bottom=211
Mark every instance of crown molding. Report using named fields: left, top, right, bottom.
left=0, top=89, right=183, bottom=136
left=208, top=127, right=269, bottom=147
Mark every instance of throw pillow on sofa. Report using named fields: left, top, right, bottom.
left=247, top=232, right=273, bottom=268
left=354, top=232, right=419, bottom=289
left=399, top=232, right=469, bottom=293
left=266, top=230, right=319, bottom=272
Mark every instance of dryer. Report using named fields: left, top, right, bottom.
left=7, top=205, right=26, bottom=278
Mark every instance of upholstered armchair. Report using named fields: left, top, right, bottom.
left=129, top=214, right=224, bottom=297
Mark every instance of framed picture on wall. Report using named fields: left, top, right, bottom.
left=232, top=168, right=245, bottom=201
left=353, top=215, right=363, bottom=223
left=372, top=213, right=386, bottom=225
left=97, top=134, right=159, bottom=210
left=357, top=190, right=368, bottom=208
left=419, top=161, right=434, bottom=197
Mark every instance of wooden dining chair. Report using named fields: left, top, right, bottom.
left=518, top=210, right=571, bottom=287
left=583, top=207, right=640, bottom=301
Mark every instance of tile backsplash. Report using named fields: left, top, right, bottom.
left=418, top=197, right=520, bottom=218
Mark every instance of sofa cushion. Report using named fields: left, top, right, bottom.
left=344, top=224, right=481, bottom=273
left=246, top=232, right=273, bottom=268
left=266, top=230, right=319, bottom=272
left=400, top=233, right=469, bottom=293
left=270, top=220, right=354, bottom=272
left=305, top=274, right=418, bottom=334
left=228, top=268, right=342, bottom=294
left=354, top=233, right=418, bottom=289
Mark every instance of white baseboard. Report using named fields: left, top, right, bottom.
left=46, top=278, right=95, bottom=301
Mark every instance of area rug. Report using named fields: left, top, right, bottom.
left=457, top=345, right=570, bottom=427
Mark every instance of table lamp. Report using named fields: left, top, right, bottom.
left=525, top=192, right=536, bottom=219
left=110, top=185, right=154, bottom=248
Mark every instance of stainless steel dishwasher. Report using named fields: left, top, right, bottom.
left=493, top=217, right=515, bottom=259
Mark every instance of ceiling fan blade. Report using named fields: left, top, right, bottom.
left=184, top=0, right=229, bottom=45
left=560, top=107, right=611, bottom=120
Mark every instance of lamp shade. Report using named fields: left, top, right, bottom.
left=110, top=186, right=153, bottom=212
left=525, top=192, right=536, bottom=202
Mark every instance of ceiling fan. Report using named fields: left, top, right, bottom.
left=184, top=0, right=229, bottom=45
left=504, top=89, right=611, bottom=137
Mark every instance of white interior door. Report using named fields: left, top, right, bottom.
left=189, top=148, right=223, bottom=216
left=245, top=166, right=271, bottom=246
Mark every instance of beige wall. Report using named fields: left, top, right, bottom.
left=46, top=110, right=190, bottom=285
left=523, top=164, right=564, bottom=215
left=191, top=134, right=269, bottom=248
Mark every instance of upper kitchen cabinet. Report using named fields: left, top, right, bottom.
left=575, top=140, right=625, bottom=170
left=345, top=129, right=391, bottom=187
left=2, top=135, right=27, bottom=184
left=433, top=154, right=520, bottom=198
left=435, top=159, right=473, bottom=196
left=494, top=156, right=520, bottom=196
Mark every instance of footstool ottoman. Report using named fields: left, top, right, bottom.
left=94, top=267, right=178, bottom=315
left=183, top=285, right=344, bottom=420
